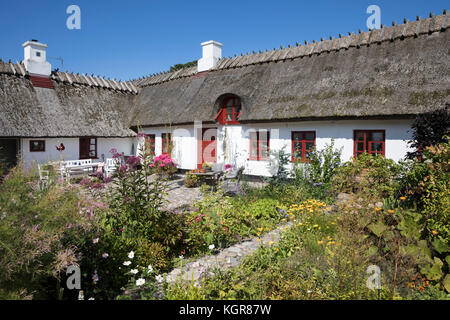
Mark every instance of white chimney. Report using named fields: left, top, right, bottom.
left=197, top=40, right=222, bottom=72
left=22, top=40, right=52, bottom=77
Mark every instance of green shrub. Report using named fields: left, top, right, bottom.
left=0, top=164, right=99, bottom=299
left=332, top=152, right=401, bottom=199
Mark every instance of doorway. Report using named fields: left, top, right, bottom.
left=197, top=128, right=217, bottom=168
left=0, top=139, right=19, bottom=169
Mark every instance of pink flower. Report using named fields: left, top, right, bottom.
left=224, top=164, right=232, bottom=171
left=137, top=132, right=146, bottom=138
left=109, top=148, right=117, bottom=155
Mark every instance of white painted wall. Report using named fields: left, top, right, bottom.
left=20, top=137, right=135, bottom=166
left=142, top=119, right=414, bottom=176
left=138, top=126, right=198, bottom=170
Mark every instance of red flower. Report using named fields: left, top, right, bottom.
left=56, top=143, right=65, bottom=151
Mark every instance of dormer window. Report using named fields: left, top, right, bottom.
left=36, top=51, right=41, bottom=57
left=215, top=95, right=241, bottom=124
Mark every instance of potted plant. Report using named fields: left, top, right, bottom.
left=202, top=162, right=212, bottom=172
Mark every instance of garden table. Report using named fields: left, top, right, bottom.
left=190, top=170, right=223, bottom=186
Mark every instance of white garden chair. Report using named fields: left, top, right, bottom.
left=104, top=158, right=120, bottom=177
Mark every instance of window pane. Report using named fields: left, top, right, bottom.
left=250, top=140, right=258, bottom=157
left=356, top=142, right=365, bottom=152
left=90, top=138, right=96, bottom=144
left=292, top=132, right=302, bottom=141
left=260, top=140, right=269, bottom=157
left=305, top=132, right=315, bottom=140
left=293, top=141, right=302, bottom=151
left=370, top=142, right=383, bottom=152
left=371, top=132, right=384, bottom=141
left=355, top=131, right=365, bottom=140
left=305, top=142, right=314, bottom=151
left=259, top=131, right=269, bottom=141
left=90, top=145, right=96, bottom=151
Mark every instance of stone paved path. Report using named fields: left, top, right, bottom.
left=165, top=220, right=293, bottom=283
left=162, top=175, right=203, bottom=213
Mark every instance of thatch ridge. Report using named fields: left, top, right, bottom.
left=133, top=12, right=449, bottom=88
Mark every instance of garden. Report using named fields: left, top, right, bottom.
left=0, top=113, right=449, bottom=300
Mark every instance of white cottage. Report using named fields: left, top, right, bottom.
left=0, top=40, right=138, bottom=168
left=1, top=12, right=449, bottom=177
left=131, top=13, right=449, bottom=177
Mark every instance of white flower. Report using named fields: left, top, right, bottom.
left=208, top=244, right=215, bottom=250
left=92, top=238, right=99, bottom=244
left=128, top=251, right=135, bottom=259
left=179, top=255, right=183, bottom=260
left=155, top=275, right=163, bottom=283
left=130, top=269, right=138, bottom=274
left=136, top=278, right=145, bottom=286
left=147, top=265, right=153, bottom=273
left=123, top=261, right=131, bottom=266
left=88, top=297, right=95, bottom=300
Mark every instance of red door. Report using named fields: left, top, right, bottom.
left=197, top=128, right=217, bottom=168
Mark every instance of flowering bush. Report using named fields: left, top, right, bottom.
left=150, top=154, right=177, bottom=177
left=0, top=164, right=101, bottom=299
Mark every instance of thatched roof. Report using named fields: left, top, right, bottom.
left=0, top=63, right=138, bottom=137
left=133, top=13, right=450, bottom=127
left=1, top=12, right=449, bottom=136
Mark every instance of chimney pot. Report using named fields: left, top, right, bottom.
left=197, top=40, right=223, bottom=72
left=22, top=40, right=51, bottom=77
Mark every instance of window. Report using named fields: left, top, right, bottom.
left=354, top=130, right=385, bottom=157
left=162, top=133, right=172, bottom=155
left=215, top=96, right=241, bottom=124
left=80, top=137, right=97, bottom=159
left=30, top=140, right=45, bottom=152
left=145, top=134, right=156, bottom=155
left=291, top=131, right=315, bottom=162
left=36, top=51, right=41, bottom=57
left=249, top=131, right=270, bottom=160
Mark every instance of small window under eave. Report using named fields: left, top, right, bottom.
left=215, top=96, right=241, bottom=125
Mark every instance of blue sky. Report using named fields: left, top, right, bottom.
left=0, top=0, right=447, bottom=80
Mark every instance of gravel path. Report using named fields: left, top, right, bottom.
left=165, top=220, right=293, bottom=283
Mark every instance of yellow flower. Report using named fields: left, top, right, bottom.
left=257, top=227, right=263, bottom=232
left=313, top=224, right=319, bottom=228
left=431, top=230, right=438, bottom=235
left=317, top=240, right=324, bottom=245
left=268, top=241, right=274, bottom=246
left=257, top=238, right=262, bottom=242
left=400, top=196, right=406, bottom=201
left=388, top=209, right=394, bottom=214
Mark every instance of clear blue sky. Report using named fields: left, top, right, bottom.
left=0, top=0, right=447, bottom=80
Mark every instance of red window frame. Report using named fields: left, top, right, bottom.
left=162, top=133, right=172, bottom=155
left=80, top=137, right=97, bottom=159
left=30, top=140, right=45, bottom=152
left=145, top=134, right=156, bottom=155
left=353, top=130, right=385, bottom=158
left=215, top=97, right=241, bottom=125
left=291, top=131, right=316, bottom=162
left=249, top=131, right=270, bottom=161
